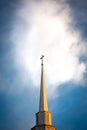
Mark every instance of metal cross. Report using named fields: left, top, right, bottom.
left=40, top=55, right=44, bottom=64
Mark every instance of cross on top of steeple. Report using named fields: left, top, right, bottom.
left=40, top=55, right=44, bottom=65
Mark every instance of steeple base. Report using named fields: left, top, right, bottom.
left=31, top=124, right=56, bottom=130
left=36, top=111, right=52, bottom=125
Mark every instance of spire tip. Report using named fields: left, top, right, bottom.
left=40, top=55, right=44, bottom=65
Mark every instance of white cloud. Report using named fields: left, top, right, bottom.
left=10, top=0, right=87, bottom=98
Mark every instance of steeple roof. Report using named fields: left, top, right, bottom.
left=39, top=55, right=48, bottom=112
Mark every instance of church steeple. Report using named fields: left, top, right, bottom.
left=31, top=55, right=57, bottom=130
left=39, top=55, right=48, bottom=111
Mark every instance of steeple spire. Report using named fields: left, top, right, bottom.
left=39, top=55, right=48, bottom=111
left=31, top=55, right=57, bottom=130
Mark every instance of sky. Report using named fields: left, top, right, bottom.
left=0, top=0, right=87, bottom=130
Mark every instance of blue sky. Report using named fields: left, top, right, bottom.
left=0, top=0, right=87, bottom=130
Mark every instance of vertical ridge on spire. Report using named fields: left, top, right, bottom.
left=39, top=55, right=48, bottom=112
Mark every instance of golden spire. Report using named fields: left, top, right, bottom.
left=39, top=55, right=48, bottom=111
